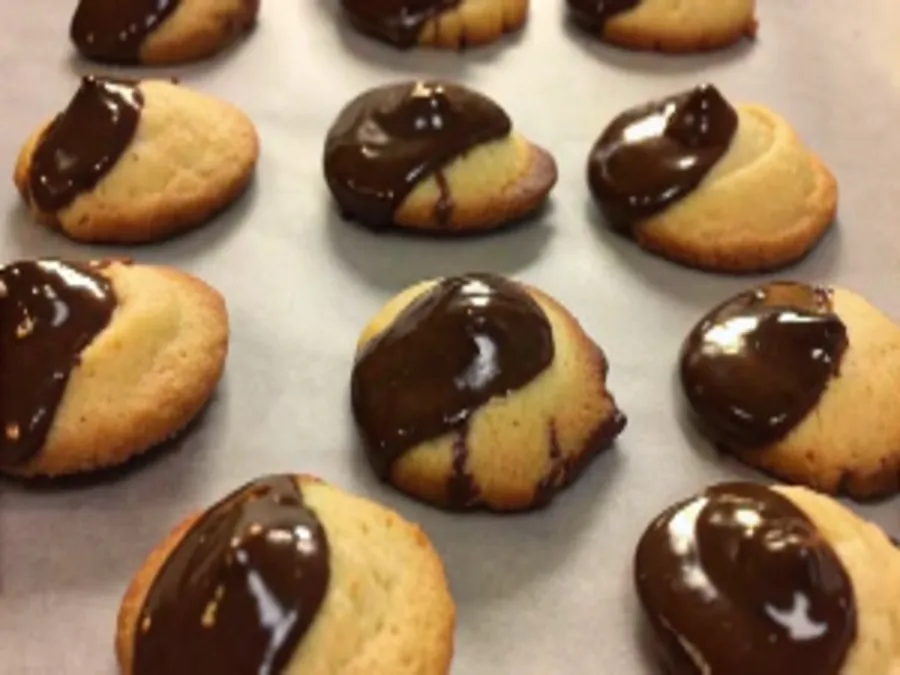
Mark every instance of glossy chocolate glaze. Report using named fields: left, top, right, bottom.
left=681, top=282, right=847, bottom=449
left=635, top=482, right=856, bottom=675
left=587, top=84, right=738, bottom=230
left=0, top=260, right=116, bottom=467
left=323, top=81, right=512, bottom=229
left=567, top=0, right=641, bottom=31
left=340, top=0, right=461, bottom=48
left=71, top=0, right=180, bottom=63
left=28, top=76, right=143, bottom=213
left=351, top=274, right=554, bottom=490
left=134, top=475, right=330, bottom=675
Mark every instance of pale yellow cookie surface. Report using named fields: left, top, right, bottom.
left=116, top=476, right=455, bottom=675
left=732, top=289, right=900, bottom=499
left=14, top=80, right=258, bottom=244
left=140, top=0, right=259, bottom=65
left=602, top=0, right=757, bottom=52
left=395, top=132, right=557, bottom=232
left=777, top=486, right=900, bottom=674
left=634, top=104, right=836, bottom=273
left=356, top=279, right=625, bottom=511
left=417, top=0, right=528, bottom=48
left=6, top=261, right=228, bottom=478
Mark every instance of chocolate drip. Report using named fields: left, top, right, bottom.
left=587, top=84, right=738, bottom=230
left=71, top=0, right=180, bottom=63
left=351, top=274, right=554, bottom=478
left=134, top=475, right=330, bottom=675
left=323, top=81, right=511, bottom=229
left=29, top=76, right=143, bottom=213
left=446, top=435, right=479, bottom=509
left=0, top=260, right=116, bottom=467
left=340, top=0, right=461, bottom=48
left=635, top=482, right=856, bottom=675
left=567, top=0, right=641, bottom=31
left=681, top=282, right=847, bottom=449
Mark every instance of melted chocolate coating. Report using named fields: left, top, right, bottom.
left=635, top=482, right=857, bottom=675
left=134, top=475, right=330, bottom=675
left=351, top=274, right=554, bottom=483
left=0, top=260, right=116, bottom=467
left=323, top=81, right=512, bottom=229
left=587, top=84, right=738, bottom=230
left=681, top=282, right=847, bottom=449
left=28, top=76, right=143, bottom=213
left=71, top=0, right=180, bottom=63
left=341, top=0, right=461, bottom=48
left=567, top=0, right=641, bottom=31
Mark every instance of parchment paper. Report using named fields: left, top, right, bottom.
left=1, top=1, right=899, bottom=673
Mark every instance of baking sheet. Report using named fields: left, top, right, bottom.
left=2, top=1, right=899, bottom=673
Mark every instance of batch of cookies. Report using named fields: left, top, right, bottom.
left=6, top=0, right=900, bottom=673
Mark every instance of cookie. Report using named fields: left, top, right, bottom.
left=116, top=474, right=455, bottom=675
left=635, top=482, right=900, bottom=674
left=71, top=0, right=259, bottom=65
left=587, top=84, right=836, bottom=273
left=14, top=76, right=258, bottom=244
left=568, top=0, right=757, bottom=52
left=350, top=273, right=626, bottom=511
left=323, top=80, right=557, bottom=233
left=340, top=0, right=528, bottom=50
left=680, top=281, right=900, bottom=499
left=0, top=258, right=228, bottom=478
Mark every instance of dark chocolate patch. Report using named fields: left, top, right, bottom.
left=0, top=260, right=116, bottom=467
left=28, top=76, right=143, bottom=213
left=587, top=84, right=737, bottom=231
left=635, top=482, right=856, bottom=675
left=567, top=0, right=641, bottom=32
left=323, top=81, right=511, bottom=230
left=71, top=0, right=180, bottom=63
left=340, top=0, right=461, bottom=48
left=351, top=274, right=553, bottom=478
left=134, top=475, right=330, bottom=675
left=680, top=282, right=847, bottom=450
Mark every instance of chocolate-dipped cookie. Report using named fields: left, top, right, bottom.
left=340, top=0, right=528, bottom=50
left=680, top=282, right=900, bottom=499
left=351, top=273, right=626, bottom=511
left=116, top=474, right=455, bottom=674
left=587, top=84, right=836, bottom=273
left=568, top=0, right=757, bottom=52
left=0, top=258, right=228, bottom=478
left=324, top=81, right=556, bottom=233
left=635, top=482, right=900, bottom=674
left=15, top=77, right=257, bottom=245
left=71, top=0, right=259, bottom=65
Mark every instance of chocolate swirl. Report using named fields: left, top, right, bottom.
left=340, top=0, right=461, bottom=48
left=635, top=482, right=856, bottom=675
left=71, top=0, right=180, bottom=63
left=587, top=84, right=738, bottom=230
left=28, top=76, right=143, bottom=213
left=351, top=274, right=554, bottom=480
left=567, top=0, right=641, bottom=31
left=323, top=81, right=512, bottom=229
left=680, top=282, right=847, bottom=449
left=0, top=260, right=116, bottom=467
left=134, top=475, right=330, bottom=675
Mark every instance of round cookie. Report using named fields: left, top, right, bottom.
left=350, top=273, right=626, bottom=512
left=634, top=482, right=900, bottom=674
left=340, top=0, right=528, bottom=50
left=0, top=258, right=228, bottom=478
left=71, top=0, right=259, bottom=66
left=324, top=80, right=556, bottom=233
left=14, top=76, right=258, bottom=244
left=568, top=0, right=757, bottom=53
left=116, top=474, right=455, bottom=675
left=680, top=281, right=900, bottom=500
left=587, top=84, right=836, bottom=273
